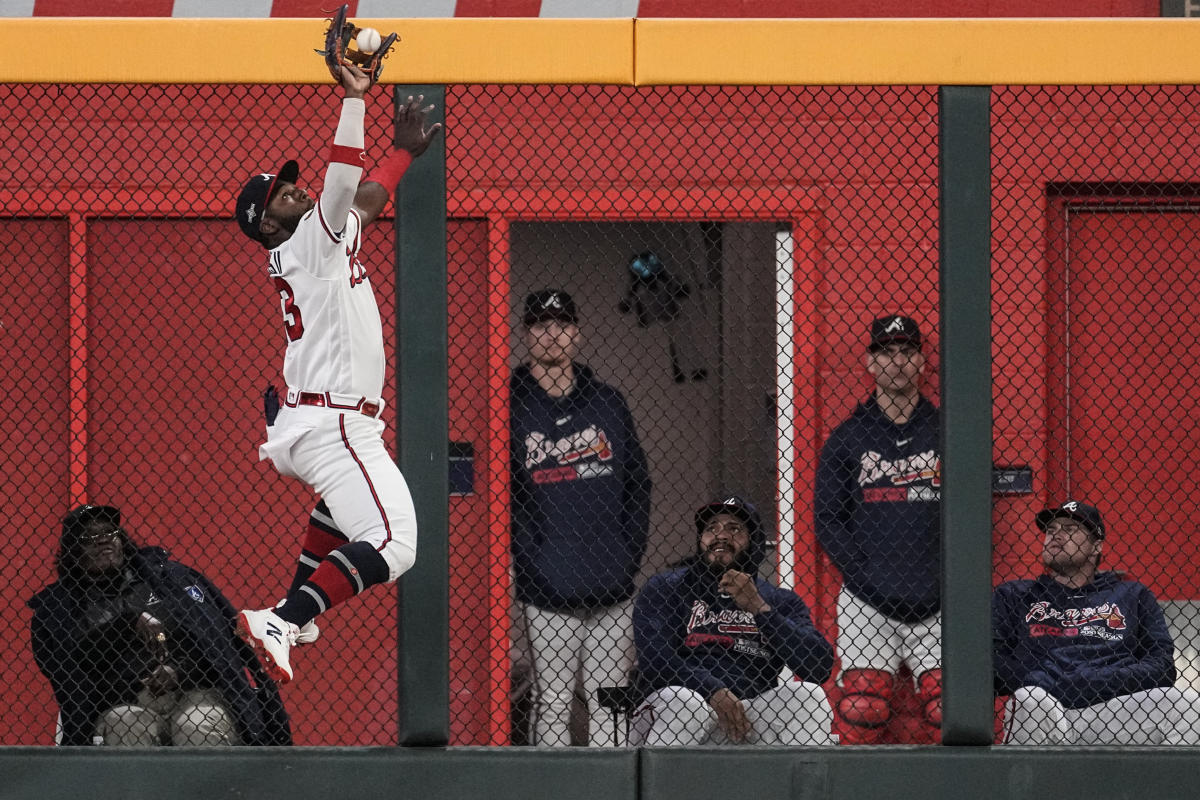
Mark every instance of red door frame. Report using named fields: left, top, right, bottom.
left=0, top=188, right=230, bottom=506
left=1045, top=190, right=1200, bottom=499
left=448, top=185, right=823, bottom=745
left=1044, top=190, right=1200, bottom=599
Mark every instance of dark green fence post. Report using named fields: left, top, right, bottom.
left=938, top=84, right=995, bottom=746
left=393, top=84, right=449, bottom=747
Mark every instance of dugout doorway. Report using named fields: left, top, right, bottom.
left=508, top=219, right=786, bottom=575
left=446, top=186, right=822, bottom=744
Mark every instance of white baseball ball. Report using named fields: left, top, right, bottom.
left=357, top=28, right=382, bottom=54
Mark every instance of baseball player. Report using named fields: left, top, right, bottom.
left=231, top=62, right=441, bottom=684
left=628, top=496, right=836, bottom=746
left=994, top=500, right=1200, bottom=745
left=814, top=315, right=943, bottom=744
left=510, top=289, right=652, bottom=746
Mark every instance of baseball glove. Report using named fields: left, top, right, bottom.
left=315, top=4, right=399, bottom=85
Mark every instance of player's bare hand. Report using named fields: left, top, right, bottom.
left=709, top=687, right=752, bottom=743
left=394, top=94, right=443, bottom=157
left=337, top=63, right=372, bottom=99
left=720, top=570, right=771, bottom=615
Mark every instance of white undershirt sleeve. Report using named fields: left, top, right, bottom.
left=316, top=97, right=366, bottom=239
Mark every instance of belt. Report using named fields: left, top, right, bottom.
left=284, top=389, right=383, bottom=419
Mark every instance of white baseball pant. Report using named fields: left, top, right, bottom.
left=836, top=588, right=941, bottom=677
left=260, top=404, right=417, bottom=581
left=628, top=681, right=836, bottom=746
left=1002, top=685, right=1200, bottom=745
left=521, top=600, right=634, bottom=747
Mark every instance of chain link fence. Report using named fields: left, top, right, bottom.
left=2, top=80, right=1199, bottom=747
left=990, top=85, right=1200, bottom=745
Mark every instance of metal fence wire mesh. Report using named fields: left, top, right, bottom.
left=3, top=81, right=1200, bottom=748
left=990, top=85, right=1200, bottom=746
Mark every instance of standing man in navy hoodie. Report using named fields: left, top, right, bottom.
left=814, top=314, right=943, bottom=744
left=510, top=288, right=652, bottom=746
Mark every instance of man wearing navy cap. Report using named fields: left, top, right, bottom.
left=29, top=505, right=290, bottom=746
left=510, top=288, right=652, bottom=746
left=628, top=495, right=835, bottom=745
left=993, top=500, right=1199, bottom=744
left=231, top=59, right=441, bottom=685
left=814, top=314, right=944, bottom=744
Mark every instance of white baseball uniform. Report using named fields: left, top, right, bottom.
left=836, top=588, right=942, bottom=676
left=521, top=600, right=635, bottom=747
left=1003, top=685, right=1200, bottom=745
left=257, top=97, right=417, bottom=582
left=628, top=682, right=836, bottom=746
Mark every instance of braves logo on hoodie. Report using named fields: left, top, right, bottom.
left=525, top=425, right=616, bottom=484
left=857, top=449, right=941, bottom=502
left=682, top=600, right=771, bottom=658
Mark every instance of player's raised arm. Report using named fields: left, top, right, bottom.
left=317, top=64, right=372, bottom=238
left=354, top=94, right=443, bottom=228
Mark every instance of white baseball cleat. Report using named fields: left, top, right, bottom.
left=236, top=608, right=299, bottom=685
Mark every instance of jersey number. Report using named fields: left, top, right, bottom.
left=274, top=277, right=304, bottom=342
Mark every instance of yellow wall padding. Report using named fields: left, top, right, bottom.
left=636, top=18, right=1200, bottom=86
left=2, top=17, right=1200, bottom=85
left=0, top=18, right=634, bottom=85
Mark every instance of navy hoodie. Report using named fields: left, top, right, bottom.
left=633, top=524, right=833, bottom=701
left=992, top=571, right=1175, bottom=710
left=814, top=395, right=940, bottom=623
left=510, top=363, right=652, bottom=611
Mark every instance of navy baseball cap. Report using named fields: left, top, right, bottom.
left=62, top=504, right=121, bottom=539
left=869, top=315, right=922, bottom=351
left=694, top=495, right=760, bottom=536
left=235, top=159, right=299, bottom=246
left=1036, top=500, right=1105, bottom=540
left=523, top=289, right=578, bottom=326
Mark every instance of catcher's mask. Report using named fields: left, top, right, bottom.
left=235, top=159, right=300, bottom=246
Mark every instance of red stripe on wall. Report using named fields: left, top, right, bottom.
left=269, top=0, right=358, bottom=17
left=20, top=0, right=1161, bottom=15
left=68, top=214, right=88, bottom=506
left=33, top=0, right=174, bottom=14
left=455, top=0, right=541, bottom=15
left=635, top=0, right=1157, bottom=15
left=636, top=0, right=804, bottom=16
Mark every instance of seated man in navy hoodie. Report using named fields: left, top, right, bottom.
left=629, top=495, right=836, bottom=745
left=994, top=500, right=1199, bottom=745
